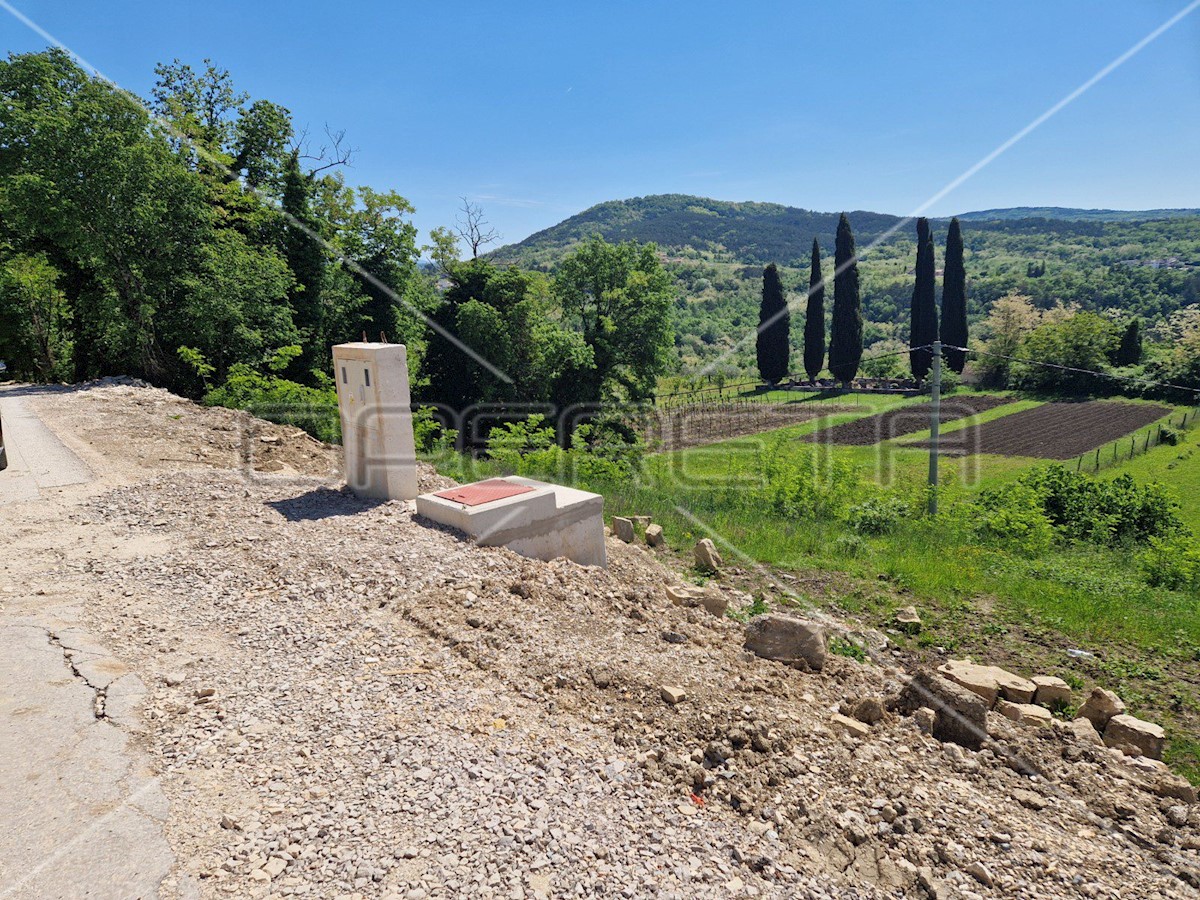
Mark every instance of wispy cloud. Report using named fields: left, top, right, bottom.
left=473, top=194, right=547, bottom=209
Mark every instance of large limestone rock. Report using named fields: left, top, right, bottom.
left=937, top=659, right=1036, bottom=707
left=664, top=584, right=727, bottom=618
left=612, top=517, right=635, bottom=543
left=995, top=700, right=1052, bottom=727
left=1150, top=772, right=1198, bottom=804
left=900, top=668, right=989, bottom=750
left=894, top=606, right=922, bottom=634
left=645, top=524, right=664, bottom=547
left=1104, top=714, right=1166, bottom=760
left=1063, top=717, right=1104, bottom=746
left=743, top=614, right=826, bottom=672
left=1031, top=675, right=1071, bottom=708
left=693, top=538, right=723, bottom=573
left=1078, top=688, right=1126, bottom=731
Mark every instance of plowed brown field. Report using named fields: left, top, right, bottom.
left=808, top=395, right=1014, bottom=446
left=909, top=400, right=1171, bottom=459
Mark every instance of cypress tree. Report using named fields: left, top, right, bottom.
left=756, top=263, right=790, bottom=384
left=803, top=238, right=825, bottom=381
left=828, top=214, right=863, bottom=386
left=1115, top=318, right=1143, bottom=366
left=909, top=217, right=938, bottom=382
left=941, top=217, right=969, bottom=374
left=281, top=150, right=326, bottom=378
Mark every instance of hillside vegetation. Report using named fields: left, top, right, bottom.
left=495, top=194, right=1200, bottom=374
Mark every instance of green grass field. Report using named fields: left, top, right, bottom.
left=631, top=390, right=1200, bottom=778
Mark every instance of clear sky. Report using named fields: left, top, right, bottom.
left=4, top=1, right=1200, bottom=246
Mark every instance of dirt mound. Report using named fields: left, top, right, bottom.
left=808, top=395, right=1014, bottom=446
left=911, top=400, right=1172, bottom=459
left=29, top=378, right=340, bottom=477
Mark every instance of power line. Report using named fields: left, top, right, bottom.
left=945, top=344, right=1200, bottom=397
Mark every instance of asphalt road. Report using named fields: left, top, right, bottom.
left=0, top=391, right=92, bottom=505
left=0, top=388, right=177, bottom=899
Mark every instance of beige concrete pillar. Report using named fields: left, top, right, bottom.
left=332, top=342, right=418, bottom=501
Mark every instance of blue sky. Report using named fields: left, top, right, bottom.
left=4, top=1, right=1200, bottom=246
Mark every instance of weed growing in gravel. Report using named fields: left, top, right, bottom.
left=829, top=637, right=867, bottom=662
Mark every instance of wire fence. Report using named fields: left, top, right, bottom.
left=1073, top=407, right=1199, bottom=474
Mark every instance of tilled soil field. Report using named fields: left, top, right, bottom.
left=647, top=403, right=854, bottom=452
left=909, top=400, right=1172, bottom=459
left=807, top=395, right=1014, bottom=446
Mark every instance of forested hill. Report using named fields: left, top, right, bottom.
left=495, top=194, right=1200, bottom=374
left=497, top=195, right=905, bottom=269
left=955, top=206, right=1200, bottom=223
left=496, top=194, right=1200, bottom=269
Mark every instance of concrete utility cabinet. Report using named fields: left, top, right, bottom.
left=417, top=476, right=606, bottom=568
left=333, top=342, right=418, bottom=501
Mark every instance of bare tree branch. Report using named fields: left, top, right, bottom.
left=455, top=197, right=500, bottom=258
left=289, top=124, right=356, bottom=175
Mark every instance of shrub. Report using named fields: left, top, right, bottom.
left=833, top=534, right=868, bottom=558
left=980, top=465, right=1185, bottom=548
left=829, top=636, right=867, bottom=662
left=482, top=414, right=644, bottom=485
left=846, top=495, right=910, bottom=535
left=1160, top=426, right=1181, bottom=447
left=1139, top=534, right=1200, bottom=591
left=758, top=439, right=862, bottom=521
left=413, top=406, right=459, bottom=456
left=972, top=485, right=1055, bottom=554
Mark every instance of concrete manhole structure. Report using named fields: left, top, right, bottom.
left=416, top=476, right=606, bottom=568
left=332, top=342, right=605, bottom=566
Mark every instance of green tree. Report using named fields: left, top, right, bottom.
left=756, top=263, right=790, bottom=384
left=828, top=214, right=863, bottom=386
left=280, top=150, right=326, bottom=378
left=940, top=217, right=968, bottom=373
left=803, top=238, right=826, bottom=381
left=0, top=252, right=72, bottom=381
left=421, top=259, right=596, bottom=416
left=554, top=237, right=674, bottom=403
left=1, top=50, right=212, bottom=382
left=1013, top=311, right=1120, bottom=394
left=1114, top=318, right=1143, bottom=366
left=909, top=217, right=938, bottom=382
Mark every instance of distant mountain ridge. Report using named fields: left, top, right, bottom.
left=953, top=206, right=1200, bottom=223
left=495, top=194, right=1200, bottom=268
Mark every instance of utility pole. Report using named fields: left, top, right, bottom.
left=928, top=341, right=942, bottom=516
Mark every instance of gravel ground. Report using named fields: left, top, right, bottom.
left=14, top=382, right=1200, bottom=899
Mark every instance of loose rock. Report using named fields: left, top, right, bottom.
left=743, top=614, right=827, bottom=672
left=900, top=669, right=989, bottom=749
left=693, top=538, right=723, bottom=573
left=995, top=699, right=1053, bottom=727
left=660, top=685, right=686, bottom=706
left=894, top=606, right=922, bottom=634
left=1031, top=674, right=1071, bottom=708
left=938, top=659, right=1036, bottom=707
left=1104, top=714, right=1166, bottom=760
left=1078, top=687, right=1126, bottom=731
left=611, top=517, right=635, bottom=543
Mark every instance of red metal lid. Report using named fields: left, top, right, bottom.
left=433, top=479, right=536, bottom=507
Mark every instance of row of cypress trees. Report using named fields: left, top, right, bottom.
left=756, top=215, right=969, bottom=386
left=758, top=214, right=863, bottom=385
left=911, top=216, right=969, bottom=380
